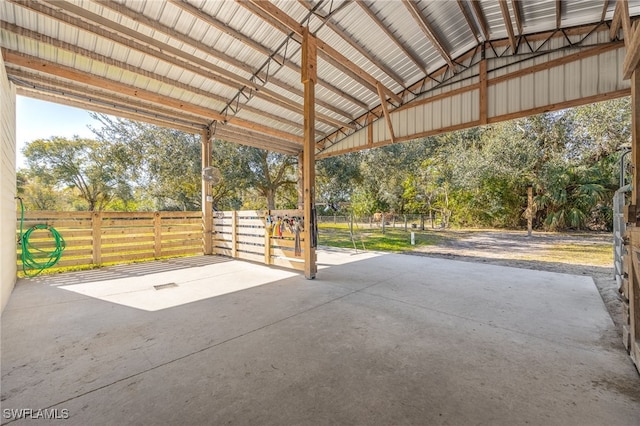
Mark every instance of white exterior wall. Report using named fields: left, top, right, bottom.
left=1, top=53, right=17, bottom=313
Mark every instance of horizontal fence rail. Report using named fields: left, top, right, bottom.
left=16, top=211, right=203, bottom=271
left=212, top=209, right=309, bottom=272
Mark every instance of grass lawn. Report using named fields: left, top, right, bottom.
left=317, top=223, right=450, bottom=252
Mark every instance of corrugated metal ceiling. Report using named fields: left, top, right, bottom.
left=1, top=0, right=639, bottom=154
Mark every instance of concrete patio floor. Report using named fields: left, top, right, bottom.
left=1, top=249, right=639, bottom=425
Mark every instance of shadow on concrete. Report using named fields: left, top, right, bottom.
left=2, top=249, right=639, bottom=425
left=22, top=255, right=233, bottom=287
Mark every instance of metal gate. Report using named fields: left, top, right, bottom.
left=613, top=185, right=631, bottom=287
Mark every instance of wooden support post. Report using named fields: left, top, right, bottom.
left=630, top=70, right=640, bottom=365
left=302, top=27, right=317, bottom=279
left=154, top=212, right=162, bottom=257
left=297, top=152, right=304, bottom=210
left=201, top=127, right=213, bottom=255
left=527, top=185, right=533, bottom=237
left=264, top=229, right=271, bottom=265
left=479, top=58, right=488, bottom=125
left=92, top=211, right=102, bottom=265
left=231, top=210, right=238, bottom=259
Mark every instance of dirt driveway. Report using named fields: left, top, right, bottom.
left=406, top=229, right=622, bottom=338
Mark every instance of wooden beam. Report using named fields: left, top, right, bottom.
left=611, top=0, right=624, bottom=39
left=202, top=128, right=213, bottom=255
left=511, top=0, right=524, bottom=35
left=470, top=0, right=491, bottom=41
left=15, top=87, right=204, bottom=134
left=457, top=0, right=481, bottom=42
left=479, top=59, right=488, bottom=124
left=354, top=0, right=426, bottom=73
left=499, top=0, right=517, bottom=53
left=556, top=0, right=562, bottom=29
left=239, top=0, right=401, bottom=104
left=97, top=0, right=355, bottom=123
left=169, top=0, right=368, bottom=111
left=302, top=27, right=317, bottom=279
left=213, top=127, right=301, bottom=155
left=624, top=25, right=640, bottom=79
left=297, top=0, right=406, bottom=87
left=377, top=83, right=396, bottom=144
left=632, top=70, right=640, bottom=208
left=0, top=21, right=316, bottom=134
left=8, top=67, right=209, bottom=126
left=3, top=50, right=303, bottom=144
left=24, top=0, right=349, bottom=130
left=402, top=0, right=455, bottom=69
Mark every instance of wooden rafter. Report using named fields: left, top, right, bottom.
left=611, top=0, right=631, bottom=41
left=469, top=0, right=491, bottom=41
left=376, top=83, right=395, bottom=144
left=16, top=87, right=205, bottom=135
left=511, top=0, right=523, bottom=35
left=3, top=50, right=303, bottom=144
left=624, top=16, right=640, bottom=78
left=36, top=0, right=351, bottom=130
left=212, top=127, right=302, bottom=155
left=556, top=0, right=562, bottom=29
left=97, top=0, right=354, bottom=123
left=297, top=0, right=406, bottom=87
left=12, top=0, right=348, bottom=131
left=7, top=67, right=209, bottom=127
left=456, top=0, right=481, bottom=42
left=168, top=0, right=367, bottom=111
left=354, top=0, right=426, bottom=73
left=0, top=20, right=319, bottom=136
left=499, top=0, right=517, bottom=53
left=238, top=0, right=402, bottom=105
left=402, top=0, right=455, bottom=70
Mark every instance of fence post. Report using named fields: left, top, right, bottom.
left=264, top=229, right=271, bottom=265
left=382, top=213, right=385, bottom=234
left=154, top=212, right=162, bottom=258
left=231, top=210, right=238, bottom=258
left=92, top=211, right=102, bottom=266
left=404, top=215, right=408, bottom=232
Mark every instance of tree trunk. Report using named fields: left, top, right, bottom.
left=266, top=189, right=276, bottom=210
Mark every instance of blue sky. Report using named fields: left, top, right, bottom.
left=16, top=96, right=99, bottom=168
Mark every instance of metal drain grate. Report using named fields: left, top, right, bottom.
left=154, top=283, right=178, bottom=290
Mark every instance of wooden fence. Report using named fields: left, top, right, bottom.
left=16, top=211, right=203, bottom=270
left=212, top=210, right=309, bottom=272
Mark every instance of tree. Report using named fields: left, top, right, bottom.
left=238, top=146, right=297, bottom=210
left=23, top=137, right=124, bottom=211
left=91, top=114, right=201, bottom=211
left=316, top=153, right=362, bottom=212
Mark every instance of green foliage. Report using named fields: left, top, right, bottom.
left=17, top=99, right=629, bottom=231
left=22, top=136, right=123, bottom=211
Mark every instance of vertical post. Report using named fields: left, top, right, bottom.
left=297, top=152, right=304, bottom=210
left=479, top=58, right=488, bottom=125
left=527, top=184, right=533, bottom=237
left=631, top=69, right=640, bottom=360
left=92, top=211, right=102, bottom=265
left=154, top=212, right=162, bottom=257
left=264, top=228, right=271, bottom=265
left=231, top=210, right=238, bottom=259
left=302, top=27, right=317, bottom=279
left=201, top=127, right=213, bottom=255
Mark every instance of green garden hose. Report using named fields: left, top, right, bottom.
left=17, top=197, right=66, bottom=277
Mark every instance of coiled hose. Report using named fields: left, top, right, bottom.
left=17, top=197, right=66, bottom=276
